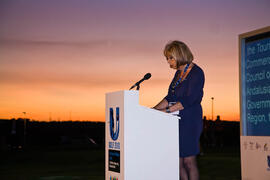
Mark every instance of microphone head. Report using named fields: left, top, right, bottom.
left=144, top=73, right=151, bottom=80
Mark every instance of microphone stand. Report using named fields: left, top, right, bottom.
left=136, top=84, right=140, bottom=90
left=129, top=82, right=141, bottom=91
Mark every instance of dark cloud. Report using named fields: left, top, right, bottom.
left=0, top=38, right=112, bottom=48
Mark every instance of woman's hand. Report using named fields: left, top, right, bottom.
left=154, top=102, right=184, bottom=113
left=169, top=102, right=184, bottom=112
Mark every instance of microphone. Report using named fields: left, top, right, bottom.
left=129, top=73, right=152, bottom=90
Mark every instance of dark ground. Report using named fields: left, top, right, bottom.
left=0, top=147, right=240, bottom=180
left=0, top=119, right=241, bottom=180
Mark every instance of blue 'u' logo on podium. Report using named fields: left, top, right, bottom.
left=110, top=107, right=120, bottom=141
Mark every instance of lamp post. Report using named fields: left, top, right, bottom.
left=211, top=97, right=214, bottom=120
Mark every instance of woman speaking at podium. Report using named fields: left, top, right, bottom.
left=153, top=40, right=205, bottom=180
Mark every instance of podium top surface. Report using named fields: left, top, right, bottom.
left=106, top=90, right=138, bottom=95
left=106, top=90, right=180, bottom=120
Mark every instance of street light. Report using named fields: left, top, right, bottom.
left=211, top=97, right=214, bottom=120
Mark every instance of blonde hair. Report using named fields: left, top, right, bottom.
left=164, top=40, right=194, bottom=68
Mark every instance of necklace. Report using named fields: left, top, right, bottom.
left=171, top=63, right=190, bottom=93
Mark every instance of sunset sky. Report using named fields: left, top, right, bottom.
left=0, top=0, right=269, bottom=121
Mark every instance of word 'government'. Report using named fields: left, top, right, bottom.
left=247, top=99, right=270, bottom=110
left=247, top=40, right=270, bottom=56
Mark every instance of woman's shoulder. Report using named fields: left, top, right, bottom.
left=189, top=63, right=205, bottom=82
left=192, top=63, right=204, bottom=75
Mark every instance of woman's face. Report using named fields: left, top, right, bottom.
left=166, top=56, right=177, bottom=69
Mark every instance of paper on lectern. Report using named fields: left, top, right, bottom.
left=169, top=102, right=180, bottom=117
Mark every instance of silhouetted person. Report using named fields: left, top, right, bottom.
left=10, top=119, right=18, bottom=150
left=208, top=120, right=216, bottom=147
left=200, top=116, right=210, bottom=150
left=215, top=116, right=224, bottom=148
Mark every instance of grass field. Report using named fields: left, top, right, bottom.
left=198, top=147, right=241, bottom=180
left=0, top=147, right=241, bottom=180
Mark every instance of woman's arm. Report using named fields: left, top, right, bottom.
left=153, top=98, right=169, bottom=110
left=167, top=102, right=184, bottom=112
left=157, top=68, right=204, bottom=113
left=153, top=98, right=183, bottom=113
left=177, top=69, right=205, bottom=109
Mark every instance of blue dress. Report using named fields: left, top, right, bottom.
left=165, top=64, right=205, bottom=157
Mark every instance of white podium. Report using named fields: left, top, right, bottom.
left=105, top=90, right=179, bottom=180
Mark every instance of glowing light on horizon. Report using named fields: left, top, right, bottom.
left=1, top=0, right=269, bottom=122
